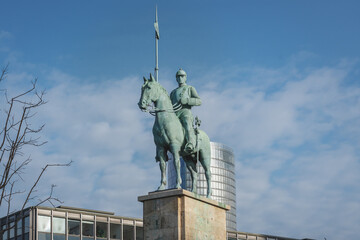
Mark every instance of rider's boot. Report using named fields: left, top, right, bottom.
left=184, top=130, right=196, bottom=154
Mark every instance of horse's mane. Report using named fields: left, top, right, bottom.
left=154, top=82, right=170, bottom=97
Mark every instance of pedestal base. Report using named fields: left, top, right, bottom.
left=138, top=189, right=230, bottom=240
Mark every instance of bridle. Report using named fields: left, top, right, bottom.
left=140, top=79, right=183, bottom=116
left=142, top=102, right=182, bottom=116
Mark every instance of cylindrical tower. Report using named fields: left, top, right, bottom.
left=167, top=142, right=237, bottom=231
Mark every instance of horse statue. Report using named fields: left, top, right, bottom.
left=138, top=74, right=212, bottom=198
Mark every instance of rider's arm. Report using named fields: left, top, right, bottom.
left=187, top=86, right=202, bottom=106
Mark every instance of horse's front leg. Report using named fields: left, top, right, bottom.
left=156, top=147, right=167, bottom=191
left=170, top=144, right=182, bottom=189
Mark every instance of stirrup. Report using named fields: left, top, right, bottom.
left=184, top=142, right=195, bottom=154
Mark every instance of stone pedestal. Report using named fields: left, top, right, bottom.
left=138, top=189, right=230, bottom=240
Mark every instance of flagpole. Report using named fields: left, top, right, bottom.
left=154, top=6, right=159, bottom=82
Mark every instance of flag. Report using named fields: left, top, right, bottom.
left=154, top=22, right=160, bottom=39
left=154, top=6, right=160, bottom=39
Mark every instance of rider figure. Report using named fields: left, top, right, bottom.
left=170, top=69, right=201, bottom=154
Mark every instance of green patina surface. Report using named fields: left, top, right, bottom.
left=138, top=70, right=212, bottom=198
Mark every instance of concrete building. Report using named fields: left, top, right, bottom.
left=1, top=206, right=143, bottom=240
left=0, top=206, right=315, bottom=240
left=167, top=142, right=237, bottom=231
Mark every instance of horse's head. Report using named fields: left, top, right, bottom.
left=138, top=73, right=161, bottom=111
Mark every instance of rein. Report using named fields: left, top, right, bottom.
left=144, top=102, right=182, bottom=116
left=141, top=81, right=183, bottom=116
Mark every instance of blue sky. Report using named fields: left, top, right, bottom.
left=1, top=1, right=360, bottom=239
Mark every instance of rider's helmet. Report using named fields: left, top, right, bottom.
left=176, top=68, right=187, bottom=78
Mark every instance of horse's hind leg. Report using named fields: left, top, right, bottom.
left=184, top=156, right=197, bottom=194
left=199, top=148, right=212, bottom=198
left=156, top=147, right=167, bottom=191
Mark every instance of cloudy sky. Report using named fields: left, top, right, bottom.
left=1, top=1, right=360, bottom=239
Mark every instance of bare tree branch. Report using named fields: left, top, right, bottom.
left=35, top=184, right=64, bottom=208
left=22, top=160, right=72, bottom=210
left=0, top=64, right=71, bottom=216
left=6, top=181, right=15, bottom=216
left=0, top=63, right=9, bottom=83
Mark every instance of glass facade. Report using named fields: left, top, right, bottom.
left=1, top=207, right=311, bottom=240
left=1, top=209, right=31, bottom=240
left=167, top=141, right=237, bottom=231
left=0, top=207, right=142, bottom=240
left=226, top=231, right=309, bottom=240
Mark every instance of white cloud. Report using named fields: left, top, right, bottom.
left=3, top=58, right=360, bottom=239
left=193, top=61, right=360, bottom=239
left=0, top=30, right=12, bottom=52
left=4, top=69, right=157, bottom=217
left=0, top=31, right=12, bottom=40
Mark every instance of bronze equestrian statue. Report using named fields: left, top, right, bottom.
left=138, top=71, right=212, bottom=197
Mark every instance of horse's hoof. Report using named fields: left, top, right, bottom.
left=157, top=184, right=166, bottom=191
left=176, top=184, right=181, bottom=189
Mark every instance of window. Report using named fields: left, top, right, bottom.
left=53, top=217, right=65, bottom=240
left=68, top=219, right=80, bottom=235
left=9, top=222, right=15, bottom=239
left=38, top=233, right=50, bottom=240
left=68, top=236, right=80, bottom=240
left=2, top=224, right=8, bottom=240
left=37, top=216, right=50, bottom=233
left=23, top=233, right=29, bottom=240
left=96, top=222, right=107, bottom=239
left=24, top=217, right=29, bottom=234
left=53, top=218, right=65, bottom=234
left=82, top=221, right=94, bottom=240
left=37, top=216, right=50, bottom=240
left=16, top=219, right=22, bottom=237
left=53, top=235, right=65, bottom=240
left=110, top=223, right=121, bottom=239
left=135, top=226, right=143, bottom=240
left=123, top=225, right=134, bottom=240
